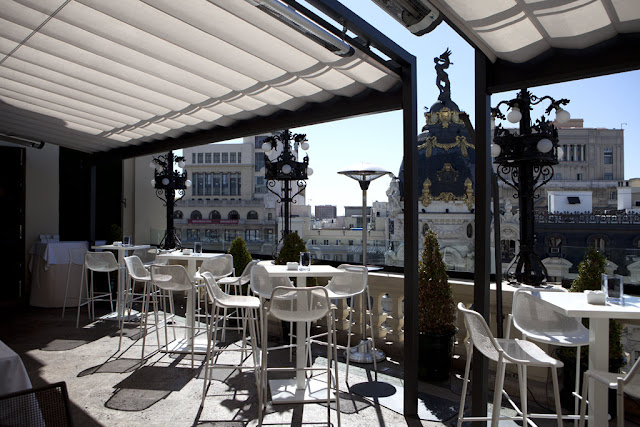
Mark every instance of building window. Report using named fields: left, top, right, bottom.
left=268, top=212, right=273, bottom=220
left=174, top=210, right=183, bottom=219
left=196, top=172, right=204, bottom=195
left=604, top=172, right=613, bottom=180
left=186, top=229, right=200, bottom=241
left=245, top=229, right=260, bottom=241
left=265, top=229, right=274, bottom=242
left=247, top=210, right=258, bottom=220
left=237, top=152, right=242, bottom=163
left=222, top=173, right=229, bottom=195
left=311, top=239, right=317, bottom=245
left=255, top=176, right=266, bottom=194
left=348, top=240, right=354, bottom=246
left=197, top=153, right=203, bottom=164
left=205, top=153, right=211, bottom=163
left=577, top=173, right=583, bottom=181
left=323, top=239, right=329, bottom=245
left=230, top=174, right=238, bottom=196
left=213, top=173, right=221, bottom=195
left=191, top=210, right=202, bottom=220
left=230, top=152, right=236, bottom=163
left=213, top=153, right=220, bottom=163
left=222, top=153, right=228, bottom=163
left=228, top=210, right=239, bottom=220
left=255, top=152, right=265, bottom=172
left=604, top=147, right=613, bottom=164
left=224, top=229, right=239, bottom=242
left=609, top=191, right=617, bottom=200
left=204, top=173, right=212, bottom=195
left=346, top=254, right=354, bottom=262
left=209, top=210, right=221, bottom=220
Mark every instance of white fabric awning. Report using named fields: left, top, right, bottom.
left=0, top=0, right=401, bottom=155
left=431, top=0, right=640, bottom=64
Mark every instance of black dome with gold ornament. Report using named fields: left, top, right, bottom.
left=398, top=49, right=475, bottom=211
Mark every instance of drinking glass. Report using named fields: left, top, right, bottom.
left=299, top=251, right=311, bottom=271
left=194, top=242, right=203, bottom=255
left=123, top=236, right=132, bottom=246
left=602, top=273, right=624, bottom=305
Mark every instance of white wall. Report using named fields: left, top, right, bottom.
left=548, top=191, right=592, bottom=213
left=132, top=154, right=167, bottom=245
left=25, top=144, right=59, bottom=251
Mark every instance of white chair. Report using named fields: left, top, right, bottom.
left=131, top=247, right=165, bottom=266
left=76, top=251, right=117, bottom=328
left=250, top=264, right=294, bottom=347
left=196, top=254, right=235, bottom=338
left=579, top=356, right=640, bottom=427
left=121, top=255, right=170, bottom=358
left=309, top=264, right=375, bottom=379
left=214, top=260, right=259, bottom=340
left=258, top=286, right=341, bottom=427
left=200, top=271, right=261, bottom=408
left=508, top=287, right=591, bottom=421
left=457, top=302, right=564, bottom=427
left=62, top=246, right=87, bottom=318
left=150, top=264, right=197, bottom=367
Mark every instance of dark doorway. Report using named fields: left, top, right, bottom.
left=0, top=146, right=26, bottom=303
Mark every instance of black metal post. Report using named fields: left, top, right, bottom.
left=264, top=129, right=309, bottom=248
left=492, top=89, right=567, bottom=285
left=152, top=150, right=188, bottom=250
left=473, top=49, right=491, bottom=425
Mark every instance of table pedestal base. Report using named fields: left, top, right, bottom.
left=99, top=310, right=140, bottom=322
left=269, top=378, right=335, bottom=404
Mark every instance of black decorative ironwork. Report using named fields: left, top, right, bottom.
left=151, top=150, right=189, bottom=250
left=492, top=89, right=570, bottom=285
left=263, top=129, right=310, bottom=247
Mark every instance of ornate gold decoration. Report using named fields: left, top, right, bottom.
left=418, top=135, right=475, bottom=158
left=420, top=177, right=475, bottom=210
left=437, top=163, right=459, bottom=182
left=424, top=107, right=464, bottom=128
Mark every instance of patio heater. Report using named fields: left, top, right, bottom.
left=150, top=150, right=191, bottom=250
left=262, top=129, right=313, bottom=245
left=338, top=163, right=391, bottom=363
left=491, top=89, right=570, bottom=285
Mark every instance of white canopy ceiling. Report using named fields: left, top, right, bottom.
left=431, top=0, right=640, bottom=64
left=0, top=0, right=401, bottom=155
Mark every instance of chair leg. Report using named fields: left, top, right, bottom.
left=456, top=342, right=473, bottom=427
left=550, top=365, right=563, bottom=427
left=345, top=304, right=353, bottom=381
left=491, top=360, right=506, bottom=427
left=365, top=288, right=379, bottom=380
left=76, top=266, right=86, bottom=328
left=331, top=312, right=341, bottom=427
left=575, top=345, right=582, bottom=423
left=62, top=261, right=72, bottom=318
left=616, top=380, right=624, bottom=427
left=520, top=365, right=528, bottom=427
left=579, top=372, right=589, bottom=427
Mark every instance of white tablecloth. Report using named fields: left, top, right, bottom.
left=0, top=340, right=31, bottom=395
left=29, top=241, right=88, bottom=307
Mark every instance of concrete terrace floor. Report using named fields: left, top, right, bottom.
left=0, top=300, right=618, bottom=427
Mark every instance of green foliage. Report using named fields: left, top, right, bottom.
left=562, top=245, right=624, bottom=366
left=275, top=232, right=316, bottom=285
left=275, top=233, right=308, bottom=265
left=418, top=230, right=456, bottom=335
left=569, top=246, right=606, bottom=292
left=108, top=224, right=122, bottom=243
left=227, top=236, right=252, bottom=275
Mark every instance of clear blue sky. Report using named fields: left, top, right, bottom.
left=214, top=1, right=640, bottom=216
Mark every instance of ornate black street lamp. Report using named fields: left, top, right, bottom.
left=150, top=150, right=191, bottom=250
left=491, top=89, right=570, bottom=285
left=262, top=129, right=313, bottom=244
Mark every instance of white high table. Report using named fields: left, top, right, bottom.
left=91, top=244, right=150, bottom=320
left=263, top=263, right=343, bottom=404
left=536, top=292, right=640, bottom=426
left=156, top=251, right=223, bottom=354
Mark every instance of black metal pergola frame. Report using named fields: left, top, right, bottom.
left=86, top=0, right=640, bottom=421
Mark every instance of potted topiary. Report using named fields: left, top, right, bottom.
left=558, top=245, right=625, bottom=408
left=275, top=232, right=316, bottom=285
left=418, top=229, right=457, bottom=381
left=228, top=236, right=252, bottom=277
